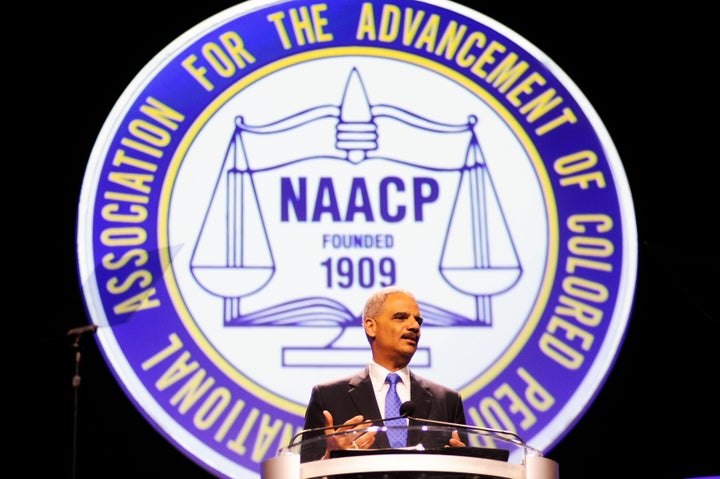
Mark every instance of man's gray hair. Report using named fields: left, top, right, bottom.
left=362, top=286, right=416, bottom=320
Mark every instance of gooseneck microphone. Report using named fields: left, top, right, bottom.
left=289, top=399, right=529, bottom=452
left=289, top=400, right=416, bottom=447
left=398, top=400, right=525, bottom=447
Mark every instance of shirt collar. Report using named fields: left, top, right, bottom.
left=369, top=360, right=410, bottom=392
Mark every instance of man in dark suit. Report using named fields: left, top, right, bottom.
left=301, top=286, right=466, bottom=461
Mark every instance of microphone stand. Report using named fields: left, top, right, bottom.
left=68, top=324, right=97, bottom=479
left=406, top=416, right=526, bottom=446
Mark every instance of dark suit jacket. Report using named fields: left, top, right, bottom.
left=300, top=367, right=466, bottom=461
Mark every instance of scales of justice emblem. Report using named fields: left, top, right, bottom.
left=183, top=66, right=524, bottom=369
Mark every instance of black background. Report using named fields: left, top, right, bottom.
left=23, top=2, right=718, bottom=478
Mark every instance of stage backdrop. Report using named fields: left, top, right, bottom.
left=73, top=1, right=637, bottom=478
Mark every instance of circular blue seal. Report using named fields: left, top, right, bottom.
left=77, top=0, right=637, bottom=477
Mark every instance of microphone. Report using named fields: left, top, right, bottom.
left=399, top=400, right=415, bottom=417
left=399, top=400, right=526, bottom=447
left=67, top=324, right=98, bottom=336
left=288, top=400, right=416, bottom=448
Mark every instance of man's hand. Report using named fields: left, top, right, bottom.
left=447, top=430, right=466, bottom=447
left=321, top=410, right=377, bottom=459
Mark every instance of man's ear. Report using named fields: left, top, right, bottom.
left=363, top=317, right=376, bottom=338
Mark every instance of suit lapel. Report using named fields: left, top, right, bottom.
left=408, top=373, right=433, bottom=447
left=348, top=370, right=382, bottom=421
left=348, top=367, right=394, bottom=448
left=409, top=373, right=433, bottom=417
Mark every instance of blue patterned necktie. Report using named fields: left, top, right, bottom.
left=385, top=373, right=407, bottom=448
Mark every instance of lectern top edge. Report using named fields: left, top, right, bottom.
left=262, top=423, right=559, bottom=479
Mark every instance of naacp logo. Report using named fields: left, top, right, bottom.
left=77, top=1, right=637, bottom=478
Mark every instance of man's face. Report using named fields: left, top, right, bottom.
left=365, top=292, right=423, bottom=370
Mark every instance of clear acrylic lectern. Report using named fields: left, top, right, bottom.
left=262, top=422, right=559, bottom=479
